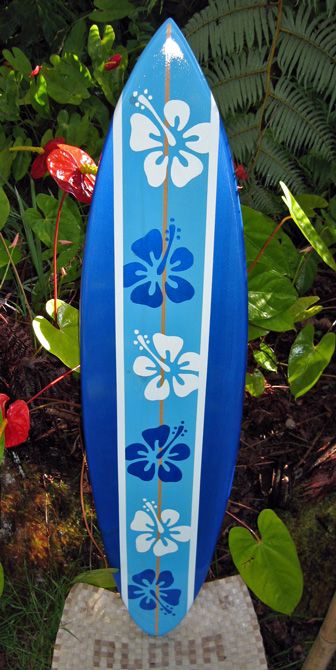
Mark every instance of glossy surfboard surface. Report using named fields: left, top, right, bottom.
left=81, top=19, right=247, bottom=636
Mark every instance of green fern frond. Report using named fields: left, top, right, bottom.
left=304, top=0, right=336, bottom=15
left=206, top=49, right=267, bottom=115
left=184, top=0, right=276, bottom=62
left=278, top=6, right=336, bottom=108
left=184, top=0, right=336, bottom=211
left=241, top=181, right=283, bottom=216
left=299, top=152, right=336, bottom=190
left=226, top=113, right=259, bottom=163
left=326, top=0, right=336, bottom=15
left=266, top=80, right=335, bottom=160
left=255, top=134, right=305, bottom=191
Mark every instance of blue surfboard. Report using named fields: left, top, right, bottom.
left=81, top=19, right=247, bottom=636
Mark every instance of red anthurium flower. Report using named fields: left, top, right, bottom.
left=0, top=394, right=30, bottom=449
left=30, top=65, right=42, bottom=77
left=234, top=163, right=249, bottom=181
left=104, top=54, right=122, bottom=71
left=31, top=137, right=65, bottom=179
left=46, top=144, right=97, bottom=204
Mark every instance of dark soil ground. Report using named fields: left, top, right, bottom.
left=0, top=269, right=335, bottom=669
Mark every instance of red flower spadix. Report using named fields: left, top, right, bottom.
left=31, top=137, right=65, bottom=179
left=0, top=394, right=30, bottom=448
left=47, top=144, right=97, bottom=204
left=104, top=54, right=122, bottom=71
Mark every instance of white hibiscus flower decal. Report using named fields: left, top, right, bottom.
left=132, top=330, right=200, bottom=401
left=131, top=499, right=191, bottom=557
left=130, top=90, right=211, bottom=188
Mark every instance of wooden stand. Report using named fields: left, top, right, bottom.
left=52, top=576, right=267, bottom=670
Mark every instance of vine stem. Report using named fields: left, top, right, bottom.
left=225, top=510, right=260, bottom=543
left=53, top=191, right=67, bottom=324
left=248, top=0, right=283, bottom=174
left=27, top=365, right=80, bottom=405
left=247, top=215, right=292, bottom=274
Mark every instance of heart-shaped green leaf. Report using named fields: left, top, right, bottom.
left=229, top=509, right=303, bottom=614
left=23, top=194, right=83, bottom=253
left=280, top=182, right=336, bottom=272
left=248, top=269, right=297, bottom=324
left=253, top=343, right=278, bottom=372
left=288, top=324, right=335, bottom=398
left=258, top=296, right=322, bottom=333
left=73, top=568, right=118, bottom=590
left=245, top=369, right=266, bottom=397
left=32, top=300, right=80, bottom=369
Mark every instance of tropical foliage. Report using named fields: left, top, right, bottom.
left=185, top=0, right=336, bottom=213
left=0, top=0, right=335, bottom=626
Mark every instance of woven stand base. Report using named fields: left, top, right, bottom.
left=52, top=576, right=268, bottom=670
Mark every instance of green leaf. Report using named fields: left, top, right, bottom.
left=63, top=19, right=87, bottom=57
left=248, top=323, right=270, bottom=342
left=11, top=135, right=32, bottom=181
left=294, top=253, right=319, bottom=295
left=229, top=509, right=303, bottom=614
left=88, top=24, right=115, bottom=64
left=0, top=237, right=21, bottom=269
left=248, top=269, right=297, bottom=324
left=89, top=0, right=135, bottom=22
left=2, top=47, right=31, bottom=76
left=243, top=206, right=299, bottom=278
left=0, top=187, right=10, bottom=230
left=32, top=300, right=80, bottom=369
left=245, top=369, right=266, bottom=397
left=45, top=53, right=91, bottom=105
left=31, top=74, right=49, bottom=115
left=0, top=563, right=4, bottom=598
left=253, top=343, right=278, bottom=372
left=73, top=568, right=118, bottom=590
left=288, top=324, right=335, bottom=398
left=295, top=194, right=328, bottom=218
left=23, top=194, right=83, bottom=263
left=259, top=296, right=322, bottom=333
left=280, top=182, right=336, bottom=272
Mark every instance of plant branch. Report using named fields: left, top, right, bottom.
left=248, top=0, right=283, bottom=174
left=248, top=215, right=292, bottom=273
left=53, top=191, right=67, bottom=325
left=27, top=365, right=80, bottom=405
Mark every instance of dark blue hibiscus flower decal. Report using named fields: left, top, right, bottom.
left=126, top=422, right=190, bottom=482
left=128, top=569, right=181, bottom=615
left=123, top=223, right=194, bottom=308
